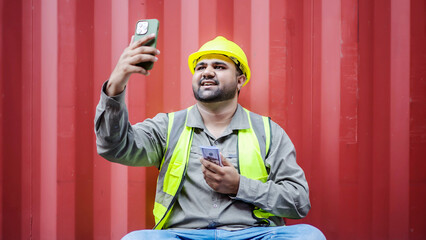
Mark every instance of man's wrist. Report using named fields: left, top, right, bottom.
left=106, top=79, right=126, bottom=96
left=107, top=71, right=129, bottom=96
left=106, top=84, right=124, bottom=96
left=101, top=81, right=127, bottom=104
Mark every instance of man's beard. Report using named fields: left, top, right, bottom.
left=192, top=78, right=237, bottom=103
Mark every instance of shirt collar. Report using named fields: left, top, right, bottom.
left=186, top=104, right=250, bottom=131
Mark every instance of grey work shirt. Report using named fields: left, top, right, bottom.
left=95, top=82, right=311, bottom=230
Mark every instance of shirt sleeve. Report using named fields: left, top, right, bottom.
left=234, top=121, right=311, bottom=219
left=94, top=81, right=168, bottom=168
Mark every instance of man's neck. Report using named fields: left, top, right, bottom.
left=196, top=99, right=238, bottom=139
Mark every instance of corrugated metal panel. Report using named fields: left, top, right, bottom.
left=1, top=0, right=425, bottom=239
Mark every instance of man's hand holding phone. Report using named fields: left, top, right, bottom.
left=107, top=20, right=160, bottom=97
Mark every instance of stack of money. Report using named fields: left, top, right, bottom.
left=200, top=146, right=222, bottom=166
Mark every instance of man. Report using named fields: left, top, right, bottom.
left=95, top=35, right=325, bottom=239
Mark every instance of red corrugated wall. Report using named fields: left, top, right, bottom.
left=1, top=0, right=425, bottom=239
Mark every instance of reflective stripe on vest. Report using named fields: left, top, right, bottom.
left=239, top=109, right=275, bottom=224
left=153, top=106, right=273, bottom=229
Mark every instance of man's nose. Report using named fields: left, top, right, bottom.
left=202, top=65, right=215, bottom=78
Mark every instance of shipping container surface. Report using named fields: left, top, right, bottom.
left=1, top=0, right=425, bottom=239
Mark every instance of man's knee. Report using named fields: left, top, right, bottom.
left=121, top=229, right=177, bottom=240
left=275, top=224, right=326, bottom=240
left=296, top=224, right=325, bottom=240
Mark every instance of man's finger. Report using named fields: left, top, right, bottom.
left=129, top=46, right=160, bottom=58
left=130, top=33, right=156, bottom=50
left=200, top=158, right=221, bottom=174
left=128, top=54, right=158, bottom=66
left=121, top=65, right=148, bottom=75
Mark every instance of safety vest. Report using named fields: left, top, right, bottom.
left=153, top=106, right=276, bottom=229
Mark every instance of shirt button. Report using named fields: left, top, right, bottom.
left=213, top=204, right=218, bottom=208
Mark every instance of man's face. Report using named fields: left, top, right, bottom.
left=192, top=54, right=245, bottom=103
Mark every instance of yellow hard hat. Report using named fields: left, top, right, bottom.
left=188, top=36, right=251, bottom=86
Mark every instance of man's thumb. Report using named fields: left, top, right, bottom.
left=220, top=154, right=231, bottom=166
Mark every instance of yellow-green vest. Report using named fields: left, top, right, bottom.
left=153, top=106, right=276, bottom=229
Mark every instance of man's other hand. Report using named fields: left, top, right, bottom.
left=200, top=154, right=240, bottom=195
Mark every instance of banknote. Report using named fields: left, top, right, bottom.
left=200, top=146, right=222, bottom=166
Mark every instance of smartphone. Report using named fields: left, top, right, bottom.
left=133, top=19, right=159, bottom=70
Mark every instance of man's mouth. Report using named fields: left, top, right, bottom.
left=200, top=79, right=218, bottom=86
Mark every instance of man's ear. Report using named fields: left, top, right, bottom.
left=237, top=74, right=247, bottom=90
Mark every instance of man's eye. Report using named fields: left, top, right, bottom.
left=196, top=66, right=206, bottom=71
left=215, top=66, right=225, bottom=69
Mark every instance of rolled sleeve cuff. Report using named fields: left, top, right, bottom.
left=234, top=175, right=262, bottom=203
left=100, top=80, right=126, bottom=109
